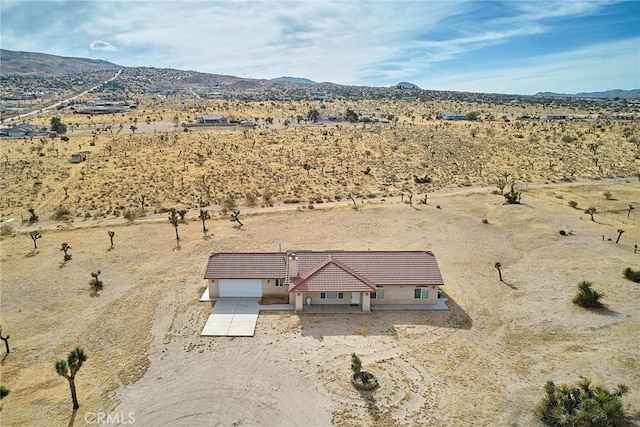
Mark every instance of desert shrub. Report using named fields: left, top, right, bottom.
left=414, top=175, right=432, bottom=184
left=568, top=200, right=578, bottom=208
left=283, top=199, right=300, bottom=204
left=307, top=203, right=315, bottom=210
left=0, top=223, right=15, bottom=237
left=537, top=377, right=628, bottom=427
left=51, top=205, right=73, bottom=221
left=123, top=209, right=136, bottom=221
left=482, top=219, right=489, bottom=224
left=572, top=281, right=604, bottom=308
left=559, top=230, right=566, bottom=236
left=623, top=267, right=640, bottom=283
left=245, top=192, right=257, bottom=207
left=603, top=190, right=613, bottom=200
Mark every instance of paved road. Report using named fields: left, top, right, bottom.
left=4, top=68, right=123, bottom=123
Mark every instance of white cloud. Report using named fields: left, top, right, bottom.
left=418, top=37, right=640, bottom=94
left=89, top=40, right=117, bottom=51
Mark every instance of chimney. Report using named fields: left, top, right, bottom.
left=288, top=252, right=299, bottom=278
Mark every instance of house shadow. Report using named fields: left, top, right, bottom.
left=299, top=294, right=472, bottom=340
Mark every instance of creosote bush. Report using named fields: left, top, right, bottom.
left=572, top=280, right=604, bottom=308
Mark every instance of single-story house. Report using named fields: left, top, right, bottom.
left=70, top=152, right=89, bottom=163
left=540, top=113, right=569, bottom=121
left=196, top=114, right=228, bottom=124
left=7, top=123, right=41, bottom=138
left=440, top=113, right=467, bottom=120
left=204, top=250, right=445, bottom=312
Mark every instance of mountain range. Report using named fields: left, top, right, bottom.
left=1, top=49, right=638, bottom=98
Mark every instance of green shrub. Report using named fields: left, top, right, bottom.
left=623, top=267, right=640, bottom=283
left=537, top=377, right=628, bottom=427
left=572, top=281, right=604, bottom=308
left=51, top=205, right=73, bottom=221
left=568, top=200, right=578, bottom=208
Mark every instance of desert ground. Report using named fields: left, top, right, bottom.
left=0, top=179, right=638, bottom=426
left=1, top=98, right=639, bottom=426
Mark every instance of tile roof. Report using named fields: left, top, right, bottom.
left=289, top=256, right=377, bottom=292
left=204, top=252, right=287, bottom=279
left=204, top=250, right=444, bottom=290
left=287, top=250, right=444, bottom=287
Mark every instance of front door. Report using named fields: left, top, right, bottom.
left=351, top=292, right=360, bottom=305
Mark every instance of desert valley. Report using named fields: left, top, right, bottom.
left=0, top=50, right=639, bottom=426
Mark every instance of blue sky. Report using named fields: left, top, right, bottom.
left=1, top=0, right=638, bottom=95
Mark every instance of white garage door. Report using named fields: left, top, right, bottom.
left=218, top=279, right=263, bottom=297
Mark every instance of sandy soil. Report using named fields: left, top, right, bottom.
left=1, top=180, right=639, bottom=426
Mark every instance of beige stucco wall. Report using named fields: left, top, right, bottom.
left=370, top=285, right=439, bottom=305
left=261, top=278, right=289, bottom=297
left=208, top=279, right=219, bottom=297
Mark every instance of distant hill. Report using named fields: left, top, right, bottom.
left=0, top=49, right=120, bottom=77
left=534, top=89, right=640, bottom=99
left=271, top=76, right=317, bottom=85
left=395, top=82, right=420, bottom=89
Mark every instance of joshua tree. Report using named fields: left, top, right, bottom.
left=138, top=194, right=146, bottom=215
left=0, top=327, right=9, bottom=353
left=29, top=231, right=42, bottom=250
left=60, top=242, right=72, bottom=261
left=108, top=231, right=115, bottom=248
left=616, top=229, right=625, bottom=243
left=584, top=206, right=596, bottom=221
left=503, top=182, right=521, bottom=204
left=572, top=280, right=604, bottom=308
left=55, top=347, right=87, bottom=410
left=168, top=209, right=180, bottom=241
left=90, top=271, right=103, bottom=288
left=28, top=207, right=38, bottom=223
left=302, top=162, right=312, bottom=176
left=628, top=204, right=635, bottom=219
left=494, top=262, right=503, bottom=282
left=230, top=210, right=243, bottom=227
left=348, top=193, right=357, bottom=208
left=199, top=209, right=211, bottom=235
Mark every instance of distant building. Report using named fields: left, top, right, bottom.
left=540, top=113, right=569, bottom=121
left=196, top=115, right=228, bottom=124
left=70, top=151, right=89, bottom=163
left=7, top=123, right=41, bottom=138
left=440, top=113, right=467, bottom=120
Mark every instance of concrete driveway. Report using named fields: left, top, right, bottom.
left=201, top=298, right=260, bottom=337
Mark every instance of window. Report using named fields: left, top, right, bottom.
left=320, top=292, right=343, bottom=300
left=414, top=287, right=429, bottom=299
left=371, top=286, right=384, bottom=300
left=275, top=279, right=285, bottom=287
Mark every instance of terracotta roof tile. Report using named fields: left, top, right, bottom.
left=289, top=256, right=377, bottom=292
left=204, top=251, right=444, bottom=290
left=204, top=252, right=287, bottom=279
left=288, top=250, right=443, bottom=286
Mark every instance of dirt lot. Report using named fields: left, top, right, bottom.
left=1, top=179, right=638, bottom=426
